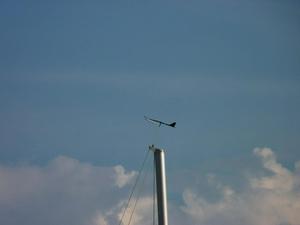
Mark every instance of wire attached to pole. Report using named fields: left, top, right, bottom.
left=117, top=149, right=150, bottom=225
left=126, top=160, right=150, bottom=225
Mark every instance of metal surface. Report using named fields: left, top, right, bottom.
left=150, top=145, right=169, bottom=225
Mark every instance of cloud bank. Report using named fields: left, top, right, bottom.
left=0, top=148, right=299, bottom=225
left=182, top=148, right=300, bottom=225
left=0, top=156, right=137, bottom=225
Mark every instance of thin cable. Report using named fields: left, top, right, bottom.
left=126, top=157, right=150, bottom=225
left=118, top=149, right=150, bottom=225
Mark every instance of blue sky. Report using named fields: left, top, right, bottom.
left=0, top=1, right=300, bottom=225
left=1, top=0, right=299, bottom=166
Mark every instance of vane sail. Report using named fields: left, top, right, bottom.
left=144, top=116, right=176, bottom=128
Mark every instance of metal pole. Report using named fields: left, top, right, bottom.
left=150, top=145, right=169, bottom=225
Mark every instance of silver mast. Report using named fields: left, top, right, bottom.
left=150, top=145, right=169, bottom=225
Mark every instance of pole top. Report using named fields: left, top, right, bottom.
left=149, top=145, right=164, bottom=153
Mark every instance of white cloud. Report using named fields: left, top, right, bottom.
left=0, top=156, right=137, bottom=225
left=1, top=148, right=299, bottom=225
left=88, top=196, right=153, bottom=225
left=117, top=197, right=153, bottom=225
left=113, top=165, right=137, bottom=188
left=92, top=212, right=109, bottom=225
left=181, top=147, right=300, bottom=225
left=251, top=147, right=295, bottom=192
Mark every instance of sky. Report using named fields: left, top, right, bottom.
left=0, top=0, right=300, bottom=225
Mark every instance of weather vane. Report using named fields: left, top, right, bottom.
left=144, top=116, right=176, bottom=128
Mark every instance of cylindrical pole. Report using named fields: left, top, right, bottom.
left=150, top=145, right=168, bottom=225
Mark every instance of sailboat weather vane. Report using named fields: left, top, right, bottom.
left=144, top=116, right=176, bottom=128
left=118, top=118, right=173, bottom=225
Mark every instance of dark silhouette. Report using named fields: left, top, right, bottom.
left=144, top=116, right=176, bottom=128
